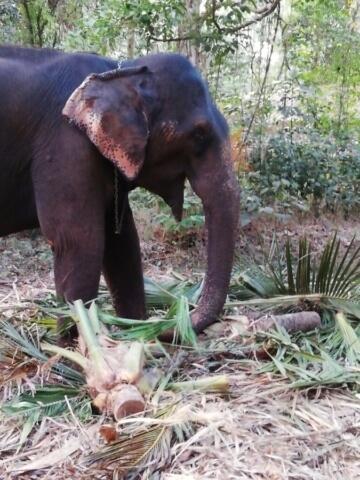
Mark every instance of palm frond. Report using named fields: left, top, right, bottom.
left=168, top=295, right=197, bottom=346
left=1, top=385, right=91, bottom=448
left=228, top=234, right=360, bottom=318
left=84, top=406, right=177, bottom=476
left=335, top=312, right=360, bottom=364
left=0, top=320, right=84, bottom=385
left=100, top=296, right=196, bottom=345
left=2, top=386, right=85, bottom=418
left=144, top=277, right=202, bottom=308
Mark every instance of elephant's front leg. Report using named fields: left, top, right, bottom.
left=32, top=129, right=112, bottom=343
left=51, top=223, right=105, bottom=342
left=53, top=232, right=104, bottom=305
left=103, top=200, right=146, bottom=320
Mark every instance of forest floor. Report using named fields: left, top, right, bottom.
left=0, top=213, right=360, bottom=479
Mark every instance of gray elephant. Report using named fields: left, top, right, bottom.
left=0, top=45, right=240, bottom=337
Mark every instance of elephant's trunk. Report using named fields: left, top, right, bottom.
left=188, top=143, right=240, bottom=332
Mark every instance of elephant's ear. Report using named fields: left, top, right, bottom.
left=62, top=66, right=150, bottom=180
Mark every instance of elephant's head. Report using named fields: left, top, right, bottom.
left=63, top=53, right=240, bottom=332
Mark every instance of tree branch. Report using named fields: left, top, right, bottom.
left=20, top=0, right=35, bottom=46
left=35, top=7, right=47, bottom=47
left=242, top=3, right=281, bottom=145
left=148, top=0, right=281, bottom=43
left=226, top=0, right=281, bottom=33
left=212, top=0, right=222, bottom=33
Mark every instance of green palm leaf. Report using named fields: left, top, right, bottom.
left=84, top=407, right=178, bottom=476
left=0, top=320, right=84, bottom=385
left=229, top=234, right=360, bottom=317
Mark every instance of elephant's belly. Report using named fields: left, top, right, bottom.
left=0, top=169, right=39, bottom=237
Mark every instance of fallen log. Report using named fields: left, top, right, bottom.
left=252, top=311, right=321, bottom=333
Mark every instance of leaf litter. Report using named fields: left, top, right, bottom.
left=1, top=225, right=360, bottom=479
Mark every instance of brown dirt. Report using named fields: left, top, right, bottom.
left=0, top=211, right=358, bottom=314
left=0, top=214, right=360, bottom=479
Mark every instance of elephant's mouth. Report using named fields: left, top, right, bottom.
left=161, top=176, right=186, bottom=222
left=169, top=199, right=184, bottom=222
left=139, top=172, right=186, bottom=222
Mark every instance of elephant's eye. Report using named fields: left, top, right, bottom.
left=193, top=127, right=206, bottom=143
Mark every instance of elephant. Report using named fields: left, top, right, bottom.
left=0, top=45, right=240, bottom=337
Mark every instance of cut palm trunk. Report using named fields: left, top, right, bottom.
left=42, top=300, right=146, bottom=420
left=229, top=234, right=360, bottom=327
left=252, top=311, right=321, bottom=333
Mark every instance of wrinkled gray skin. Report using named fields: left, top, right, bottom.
left=131, top=54, right=240, bottom=332
left=0, top=46, right=240, bottom=336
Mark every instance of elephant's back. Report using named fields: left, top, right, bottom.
left=0, top=46, right=117, bottom=114
left=0, top=47, right=117, bottom=153
left=0, top=47, right=118, bottom=236
left=0, top=48, right=116, bottom=216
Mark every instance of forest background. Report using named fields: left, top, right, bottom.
left=1, top=0, right=359, bottom=230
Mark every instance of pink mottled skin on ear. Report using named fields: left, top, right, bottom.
left=62, top=75, right=144, bottom=180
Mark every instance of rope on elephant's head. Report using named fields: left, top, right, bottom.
left=92, top=64, right=149, bottom=81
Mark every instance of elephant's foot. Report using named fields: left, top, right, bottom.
left=158, top=310, right=216, bottom=343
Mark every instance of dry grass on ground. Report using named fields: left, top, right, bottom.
left=0, top=215, right=360, bottom=479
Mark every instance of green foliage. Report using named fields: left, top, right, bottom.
left=248, top=130, right=360, bottom=214
left=227, top=233, right=360, bottom=383
left=257, top=327, right=360, bottom=386
left=129, top=186, right=204, bottom=240
left=0, top=0, right=83, bottom=47
left=272, top=235, right=360, bottom=298
left=155, top=192, right=204, bottom=236
left=284, top=0, right=360, bottom=137
left=100, top=298, right=196, bottom=344
left=229, top=233, right=360, bottom=321
left=0, top=0, right=19, bottom=43
left=0, top=319, right=84, bottom=384
left=1, top=385, right=90, bottom=449
left=287, top=0, right=360, bottom=85
left=1, top=0, right=359, bottom=216
left=38, top=277, right=201, bottom=343
left=2, top=386, right=86, bottom=418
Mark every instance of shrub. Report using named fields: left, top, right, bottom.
left=248, top=130, right=360, bottom=214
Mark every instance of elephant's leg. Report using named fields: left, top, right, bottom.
left=103, top=200, right=146, bottom=319
left=53, top=227, right=105, bottom=343
left=32, top=132, right=107, bottom=341
left=53, top=232, right=104, bottom=305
